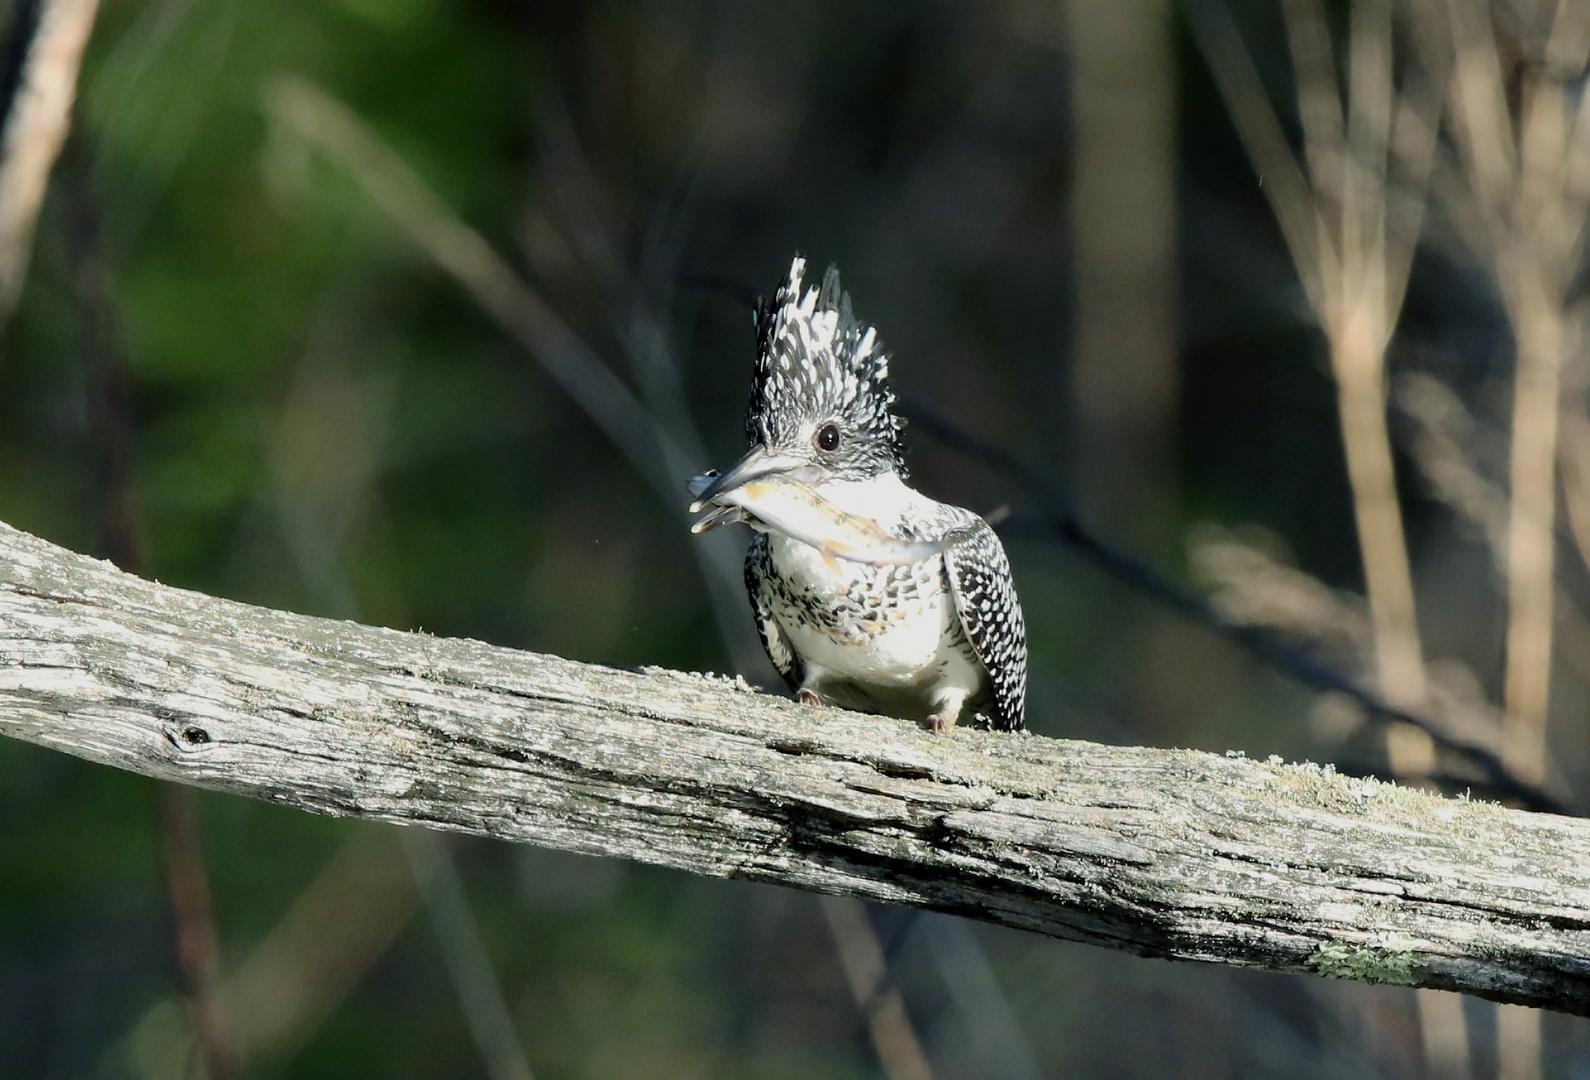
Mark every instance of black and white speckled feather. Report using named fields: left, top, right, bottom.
left=746, top=536, right=802, bottom=688
left=942, top=522, right=1027, bottom=729
left=731, top=257, right=1026, bottom=732
left=748, top=258, right=906, bottom=481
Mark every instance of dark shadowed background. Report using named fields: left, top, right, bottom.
left=2, top=0, right=1588, bottom=1077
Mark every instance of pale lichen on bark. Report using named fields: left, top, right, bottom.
left=1, top=519, right=1590, bottom=1013
left=1309, top=934, right=1423, bottom=986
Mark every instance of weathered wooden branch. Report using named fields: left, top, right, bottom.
left=2, top=521, right=1589, bottom=1013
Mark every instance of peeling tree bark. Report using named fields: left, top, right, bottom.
left=1, top=520, right=1589, bottom=1014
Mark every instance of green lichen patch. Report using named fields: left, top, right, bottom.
left=1258, top=757, right=1505, bottom=826
left=1307, top=933, right=1424, bottom=986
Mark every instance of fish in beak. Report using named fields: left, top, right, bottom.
left=687, top=444, right=808, bottom=514
left=688, top=458, right=966, bottom=569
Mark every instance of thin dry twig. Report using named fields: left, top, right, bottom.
left=1437, top=0, right=1590, bottom=793
left=263, top=326, right=541, bottom=1080
left=0, top=0, right=100, bottom=323
left=1396, top=372, right=1510, bottom=558
left=1188, top=0, right=1439, bottom=749
left=1188, top=522, right=1506, bottom=756
left=521, top=120, right=953, bottom=1068
left=156, top=785, right=234, bottom=1080
left=916, top=916, right=1041, bottom=1080
left=1499, top=1001, right=1543, bottom=1080
left=518, top=107, right=768, bottom=677
left=1395, top=373, right=1590, bottom=780
left=64, top=135, right=234, bottom=1079
left=261, top=76, right=681, bottom=493
left=1440, top=50, right=1590, bottom=1080
left=261, top=74, right=766, bottom=677
left=404, top=831, right=537, bottom=1080
left=1418, top=988, right=1474, bottom=1080
left=819, top=897, right=935, bottom=1080
left=1557, top=404, right=1590, bottom=581
left=122, top=829, right=417, bottom=1078
left=1188, top=64, right=1549, bottom=1080
left=906, top=398, right=1560, bottom=810
left=1185, top=3, right=1333, bottom=312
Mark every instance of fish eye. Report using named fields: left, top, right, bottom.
left=816, top=423, right=841, bottom=452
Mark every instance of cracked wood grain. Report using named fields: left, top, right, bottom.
left=1, top=519, right=1589, bottom=1013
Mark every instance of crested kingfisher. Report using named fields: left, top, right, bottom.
left=691, top=257, right=1027, bottom=732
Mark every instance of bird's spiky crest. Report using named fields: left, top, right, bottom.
left=746, top=257, right=906, bottom=478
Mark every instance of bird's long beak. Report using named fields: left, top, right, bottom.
left=688, top=444, right=805, bottom=513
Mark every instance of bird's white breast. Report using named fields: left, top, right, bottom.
left=760, top=474, right=982, bottom=701
left=767, top=534, right=954, bottom=682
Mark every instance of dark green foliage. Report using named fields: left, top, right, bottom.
left=2, top=0, right=1579, bottom=1077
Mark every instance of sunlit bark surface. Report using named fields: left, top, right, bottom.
left=2, top=520, right=1590, bottom=1013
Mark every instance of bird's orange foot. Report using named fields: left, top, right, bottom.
left=927, top=711, right=958, bottom=733
left=797, top=688, right=822, bottom=707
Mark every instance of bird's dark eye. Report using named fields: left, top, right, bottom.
left=816, top=423, right=841, bottom=452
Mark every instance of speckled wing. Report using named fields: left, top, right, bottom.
left=943, top=520, right=1027, bottom=731
left=745, top=532, right=803, bottom=692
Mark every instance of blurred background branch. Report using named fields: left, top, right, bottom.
left=3, top=0, right=1590, bottom=1075
left=1188, top=0, right=1438, bottom=768
left=122, top=827, right=417, bottom=1078
left=818, top=896, right=935, bottom=1080
left=0, top=0, right=97, bottom=326
left=906, top=394, right=1564, bottom=810
left=64, top=123, right=233, bottom=1079
left=262, top=72, right=768, bottom=680
left=262, top=73, right=963, bottom=1078
left=404, top=831, right=537, bottom=1080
